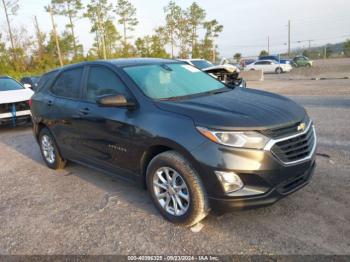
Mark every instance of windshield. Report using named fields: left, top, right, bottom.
left=124, top=63, right=226, bottom=100
left=190, top=60, right=214, bottom=70
left=0, top=78, right=24, bottom=91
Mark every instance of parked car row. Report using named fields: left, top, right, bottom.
left=240, top=55, right=313, bottom=74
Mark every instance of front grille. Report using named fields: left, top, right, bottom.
left=271, top=125, right=315, bottom=163
left=0, top=101, right=30, bottom=114
left=260, top=116, right=310, bottom=139
left=261, top=122, right=302, bottom=138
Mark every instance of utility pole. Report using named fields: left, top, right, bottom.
left=288, top=20, right=291, bottom=57
left=267, top=36, right=270, bottom=54
left=96, top=3, right=107, bottom=60
left=308, top=39, right=314, bottom=50
left=1, top=0, right=16, bottom=63
left=297, top=39, right=314, bottom=51
left=48, top=5, right=63, bottom=67
left=34, top=16, right=44, bottom=58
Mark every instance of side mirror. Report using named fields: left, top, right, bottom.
left=97, top=94, right=135, bottom=109
left=23, top=83, right=32, bottom=89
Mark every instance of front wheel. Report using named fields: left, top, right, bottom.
left=146, top=151, right=209, bottom=226
left=275, top=67, right=283, bottom=74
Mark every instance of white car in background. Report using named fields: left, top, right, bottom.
left=178, top=58, right=246, bottom=87
left=0, top=76, right=34, bottom=126
left=245, top=60, right=292, bottom=74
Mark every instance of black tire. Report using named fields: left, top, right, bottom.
left=275, top=67, right=283, bottom=74
left=146, top=151, right=209, bottom=226
left=306, top=63, right=311, bottom=67
left=39, top=128, right=66, bottom=170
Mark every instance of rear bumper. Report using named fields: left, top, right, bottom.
left=209, top=161, right=316, bottom=211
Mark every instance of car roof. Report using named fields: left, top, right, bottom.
left=41, top=58, right=181, bottom=76
left=255, top=60, right=275, bottom=63
left=178, top=59, right=206, bottom=62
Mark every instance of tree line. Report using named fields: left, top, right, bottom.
left=0, top=0, right=224, bottom=78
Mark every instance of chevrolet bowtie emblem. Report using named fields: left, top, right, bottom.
left=297, top=122, right=306, bottom=131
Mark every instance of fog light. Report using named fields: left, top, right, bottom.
left=215, top=171, right=244, bottom=193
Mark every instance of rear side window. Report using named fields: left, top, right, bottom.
left=51, top=68, right=83, bottom=99
left=85, top=66, right=129, bottom=102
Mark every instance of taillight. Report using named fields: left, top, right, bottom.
left=28, top=99, right=33, bottom=107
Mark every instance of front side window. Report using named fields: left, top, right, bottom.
left=0, top=78, right=24, bottom=91
left=124, top=63, right=226, bottom=100
left=86, top=66, right=129, bottom=102
left=51, top=68, right=83, bottom=99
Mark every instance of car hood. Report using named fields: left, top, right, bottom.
left=155, top=88, right=307, bottom=131
left=0, top=88, right=34, bottom=104
left=202, top=64, right=239, bottom=73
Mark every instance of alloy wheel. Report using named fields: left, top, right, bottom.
left=41, top=134, right=55, bottom=164
left=152, top=167, right=190, bottom=216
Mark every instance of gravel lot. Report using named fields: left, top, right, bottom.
left=0, top=59, right=350, bottom=255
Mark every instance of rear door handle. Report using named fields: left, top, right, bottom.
left=79, top=108, right=90, bottom=115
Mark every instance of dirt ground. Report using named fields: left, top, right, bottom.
left=0, top=58, right=350, bottom=255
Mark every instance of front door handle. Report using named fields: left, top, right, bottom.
left=79, top=108, right=90, bottom=115
left=47, top=100, right=53, bottom=107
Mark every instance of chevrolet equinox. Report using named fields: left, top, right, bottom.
left=30, top=58, right=317, bottom=226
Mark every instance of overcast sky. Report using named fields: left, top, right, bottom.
left=4, top=0, right=350, bottom=58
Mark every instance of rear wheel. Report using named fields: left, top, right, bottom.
left=39, top=128, right=66, bottom=169
left=275, top=67, right=283, bottom=74
left=146, top=151, right=209, bottom=226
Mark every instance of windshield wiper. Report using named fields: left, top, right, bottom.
left=159, top=88, right=231, bottom=101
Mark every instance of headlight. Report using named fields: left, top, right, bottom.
left=196, top=127, right=270, bottom=149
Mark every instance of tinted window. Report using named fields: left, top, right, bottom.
left=0, top=78, right=24, bottom=91
left=51, top=68, right=83, bottom=99
left=124, top=63, right=226, bottom=100
left=86, top=66, right=129, bottom=102
left=255, top=61, right=264, bottom=65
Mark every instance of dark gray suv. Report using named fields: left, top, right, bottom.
left=30, top=58, right=316, bottom=226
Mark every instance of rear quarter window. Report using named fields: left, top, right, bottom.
left=50, top=68, right=83, bottom=99
left=36, top=71, right=58, bottom=93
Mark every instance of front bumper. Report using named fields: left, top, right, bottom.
left=189, top=128, right=317, bottom=211
left=0, top=110, right=32, bottom=126
left=209, top=161, right=315, bottom=210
